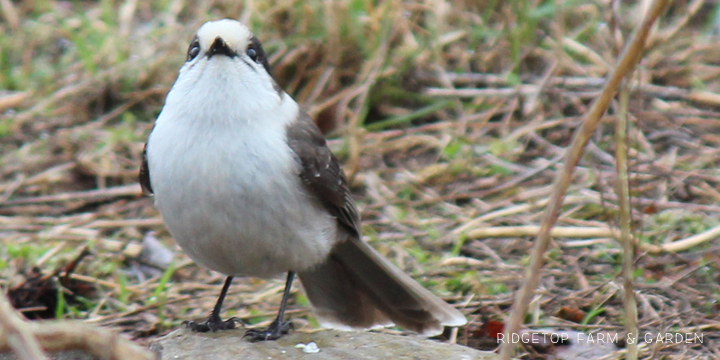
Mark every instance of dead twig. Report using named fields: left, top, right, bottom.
left=651, top=223, right=720, bottom=253
left=466, top=225, right=614, bottom=239
left=499, top=1, right=671, bottom=358
left=0, top=292, right=48, bottom=360
left=425, top=78, right=720, bottom=107
left=0, top=319, right=155, bottom=359
left=0, top=184, right=141, bottom=206
left=616, top=80, right=638, bottom=360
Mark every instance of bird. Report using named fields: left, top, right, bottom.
left=140, top=19, right=466, bottom=341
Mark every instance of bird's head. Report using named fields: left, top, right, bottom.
left=177, top=19, right=282, bottom=101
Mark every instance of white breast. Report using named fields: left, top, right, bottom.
left=146, top=60, right=337, bottom=278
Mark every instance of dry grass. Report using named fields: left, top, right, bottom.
left=1, top=0, right=720, bottom=358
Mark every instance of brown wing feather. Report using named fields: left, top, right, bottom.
left=286, top=111, right=360, bottom=235
left=139, top=143, right=153, bottom=195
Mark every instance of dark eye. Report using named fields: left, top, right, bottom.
left=247, top=45, right=258, bottom=62
left=187, top=39, right=200, bottom=61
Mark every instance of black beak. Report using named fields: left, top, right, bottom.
left=207, top=37, right=236, bottom=58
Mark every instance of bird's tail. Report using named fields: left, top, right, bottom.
left=297, top=237, right=467, bottom=336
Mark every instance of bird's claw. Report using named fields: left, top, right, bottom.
left=243, top=319, right=293, bottom=341
left=183, top=316, right=242, bottom=332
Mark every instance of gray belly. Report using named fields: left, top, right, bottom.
left=148, top=130, right=337, bottom=278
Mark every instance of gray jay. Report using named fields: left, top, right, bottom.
left=140, top=19, right=466, bottom=341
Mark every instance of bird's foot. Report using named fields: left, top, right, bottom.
left=243, top=319, right=293, bottom=341
left=183, top=316, right=242, bottom=332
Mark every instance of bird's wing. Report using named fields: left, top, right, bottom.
left=139, top=143, right=153, bottom=195
left=286, top=111, right=360, bottom=236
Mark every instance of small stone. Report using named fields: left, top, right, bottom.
left=302, top=342, right=320, bottom=354
left=150, top=328, right=498, bottom=360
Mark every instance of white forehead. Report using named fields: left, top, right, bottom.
left=196, top=19, right=253, bottom=50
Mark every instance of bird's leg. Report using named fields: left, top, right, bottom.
left=184, top=276, right=241, bottom=332
left=244, top=272, right=295, bottom=341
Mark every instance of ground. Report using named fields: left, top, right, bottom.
left=0, top=1, right=719, bottom=359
